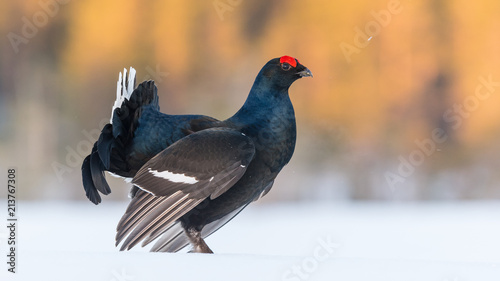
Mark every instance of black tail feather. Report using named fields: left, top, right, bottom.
left=90, top=143, right=111, bottom=195
left=97, top=124, right=116, bottom=169
left=82, top=155, right=102, bottom=205
left=112, top=107, right=130, bottom=139
left=112, top=80, right=158, bottom=140
left=81, top=68, right=161, bottom=204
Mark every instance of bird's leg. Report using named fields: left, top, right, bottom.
left=185, top=227, right=214, bottom=254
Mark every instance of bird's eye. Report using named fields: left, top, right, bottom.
left=281, top=63, right=291, bottom=71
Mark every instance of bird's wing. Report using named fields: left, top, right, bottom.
left=115, top=128, right=255, bottom=250
left=146, top=181, right=273, bottom=252
left=148, top=202, right=249, bottom=252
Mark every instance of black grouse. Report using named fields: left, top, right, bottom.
left=81, top=56, right=312, bottom=253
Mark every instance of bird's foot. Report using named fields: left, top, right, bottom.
left=185, top=227, right=214, bottom=254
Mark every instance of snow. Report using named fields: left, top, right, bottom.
left=1, top=201, right=499, bottom=280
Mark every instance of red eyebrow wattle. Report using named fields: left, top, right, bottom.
left=280, top=56, right=297, bottom=68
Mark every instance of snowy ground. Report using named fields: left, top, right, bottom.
left=0, top=201, right=499, bottom=281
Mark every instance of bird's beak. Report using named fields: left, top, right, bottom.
left=297, top=68, right=313, bottom=78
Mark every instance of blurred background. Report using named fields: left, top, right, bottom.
left=1, top=0, right=500, bottom=203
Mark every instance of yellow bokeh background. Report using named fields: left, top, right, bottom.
left=1, top=0, right=500, bottom=201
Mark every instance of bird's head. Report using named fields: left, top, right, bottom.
left=257, top=56, right=313, bottom=91
left=233, top=56, right=312, bottom=121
